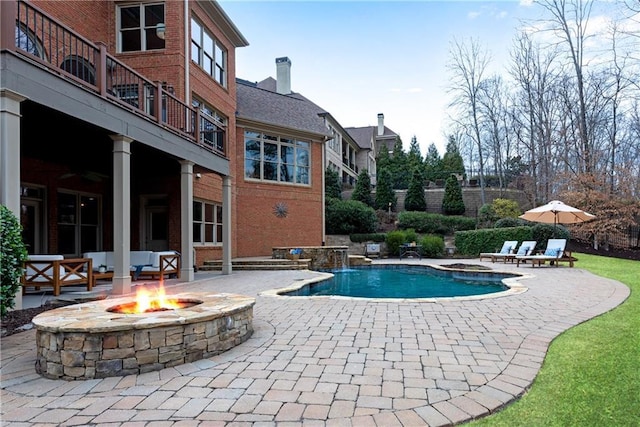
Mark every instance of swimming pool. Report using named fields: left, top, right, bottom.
left=278, top=265, right=518, bottom=299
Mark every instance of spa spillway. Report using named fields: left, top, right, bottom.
left=32, top=292, right=255, bottom=380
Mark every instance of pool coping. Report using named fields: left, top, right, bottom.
left=259, top=263, right=531, bottom=302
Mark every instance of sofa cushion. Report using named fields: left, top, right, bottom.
left=130, top=251, right=153, bottom=266
left=83, top=252, right=108, bottom=270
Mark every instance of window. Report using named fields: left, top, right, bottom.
left=118, top=3, right=165, bottom=52
left=192, top=97, right=226, bottom=152
left=57, top=192, right=101, bottom=256
left=191, top=18, right=226, bottom=86
left=193, top=200, right=222, bottom=245
left=15, top=22, right=45, bottom=59
left=244, top=131, right=311, bottom=185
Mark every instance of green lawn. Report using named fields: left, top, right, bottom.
left=466, top=253, right=640, bottom=426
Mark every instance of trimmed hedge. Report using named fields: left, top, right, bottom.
left=398, top=211, right=476, bottom=235
left=454, top=226, right=533, bottom=256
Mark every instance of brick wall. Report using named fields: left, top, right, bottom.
left=233, top=127, right=325, bottom=257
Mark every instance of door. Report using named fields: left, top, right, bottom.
left=144, top=204, right=168, bottom=251
left=20, top=200, right=42, bottom=254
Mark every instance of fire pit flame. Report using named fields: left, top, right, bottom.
left=108, top=284, right=199, bottom=314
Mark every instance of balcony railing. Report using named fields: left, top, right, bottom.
left=1, top=0, right=225, bottom=157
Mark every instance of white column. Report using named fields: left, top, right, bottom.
left=1, top=89, right=27, bottom=310
left=180, top=160, right=194, bottom=281
left=110, top=135, right=133, bottom=295
left=0, top=90, right=25, bottom=213
left=222, top=175, right=232, bottom=275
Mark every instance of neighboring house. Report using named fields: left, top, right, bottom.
left=1, top=0, right=248, bottom=307
left=345, top=114, right=399, bottom=186
left=325, top=118, right=362, bottom=189
left=235, top=57, right=332, bottom=255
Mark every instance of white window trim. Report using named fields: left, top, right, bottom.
left=244, top=130, right=311, bottom=187
left=191, top=17, right=227, bottom=87
left=117, top=2, right=165, bottom=53
left=193, top=199, right=223, bottom=246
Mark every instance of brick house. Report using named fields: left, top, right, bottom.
left=345, top=114, right=399, bottom=186
left=235, top=57, right=331, bottom=255
left=0, top=0, right=254, bottom=309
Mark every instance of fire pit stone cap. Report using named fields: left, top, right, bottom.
left=32, top=292, right=255, bottom=333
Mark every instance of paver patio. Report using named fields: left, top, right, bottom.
left=0, top=259, right=630, bottom=426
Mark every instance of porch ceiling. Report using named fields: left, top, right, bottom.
left=1, top=52, right=229, bottom=175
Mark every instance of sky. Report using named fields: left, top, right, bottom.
left=216, top=1, right=547, bottom=155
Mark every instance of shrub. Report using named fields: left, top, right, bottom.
left=492, top=198, right=521, bottom=218
left=494, top=217, right=528, bottom=228
left=386, top=230, right=406, bottom=256
left=398, top=211, right=476, bottom=235
left=350, top=233, right=386, bottom=243
left=478, top=203, right=497, bottom=228
left=420, top=235, right=445, bottom=258
left=1, top=205, right=28, bottom=317
left=325, top=197, right=377, bottom=234
left=403, top=228, right=418, bottom=244
left=531, top=223, right=570, bottom=249
left=454, top=226, right=533, bottom=256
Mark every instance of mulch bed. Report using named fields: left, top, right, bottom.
left=1, top=300, right=77, bottom=338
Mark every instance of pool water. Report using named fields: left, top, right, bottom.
left=283, top=266, right=509, bottom=298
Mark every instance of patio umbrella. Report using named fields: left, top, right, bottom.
left=519, top=200, right=595, bottom=235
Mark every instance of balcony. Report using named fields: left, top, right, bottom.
left=1, top=0, right=225, bottom=157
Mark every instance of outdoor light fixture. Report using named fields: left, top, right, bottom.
left=156, top=23, right=165, bottom=40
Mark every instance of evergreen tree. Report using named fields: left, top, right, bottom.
left=351, top=168, right=374, bottom=207
left=441, top=135, right=465, bottom=178
left=404, top=167, right=427, bottom=212
left=374, top=167, right=396, bottom=210
left=389, top=136, right=410, bottom=189
left=376, top=144, right=391, bottom=171
left=424, top=143, right=443, bottom=183
left=407, top=135, right=424, bottom=175
left=324, top=168, right=342, bottom=200
left=442, top=174, right=465, bottom=215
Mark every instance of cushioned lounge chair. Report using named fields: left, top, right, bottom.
left=516, top=239, right=572, bottom=267
left=479, top=240, right=517, bottom=262
left=495, top=241, right=538, bottom=263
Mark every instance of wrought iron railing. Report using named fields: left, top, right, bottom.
left=1, top=0, right=225, bottom=157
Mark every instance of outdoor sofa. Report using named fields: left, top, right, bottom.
left=83, top=250, right=180, bottom=280
left=21, top=255, right=93, bottom=296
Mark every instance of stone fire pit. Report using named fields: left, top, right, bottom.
left=32, top=292, right=255, bottom=380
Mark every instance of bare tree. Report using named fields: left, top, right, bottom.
left=446, top=37, right=491, bottom=204
left=536, top=0, right=596, bottom=174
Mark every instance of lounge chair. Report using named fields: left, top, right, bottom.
left=498, top=241, right=538, bottom=263
left=479, top=240, right=518, bottom=262
left=516, top=239, right=574, bottom=267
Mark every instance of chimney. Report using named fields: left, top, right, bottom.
left=377, top=113, right=384, bottom=136
left=276, top=57, right=291, bottom=95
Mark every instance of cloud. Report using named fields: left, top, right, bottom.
left=468, top=11, right=481, bottom=20
left=520, top=0, right=534, bottom=6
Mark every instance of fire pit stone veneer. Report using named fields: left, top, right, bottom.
left=32, top=293, right=255, bottom=380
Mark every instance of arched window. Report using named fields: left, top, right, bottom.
left=15, top=22, right=45, bottom=59
left=59, top=55, right=96, bottom=85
